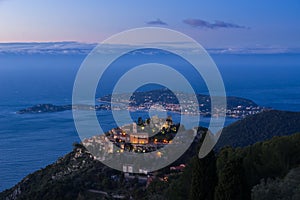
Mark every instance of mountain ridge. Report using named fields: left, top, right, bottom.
left=215, top=109, right=300, bottom=150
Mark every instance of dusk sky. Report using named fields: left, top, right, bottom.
left=0, top=0, right=299, bottom=49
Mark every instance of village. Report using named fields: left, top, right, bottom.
left=82, top=115, right=200, bottom=187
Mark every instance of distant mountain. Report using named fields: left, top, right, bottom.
left=215, top=110, right=300, bottom=150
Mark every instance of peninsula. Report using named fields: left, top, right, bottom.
left=18, top=88, right=266, bottom=118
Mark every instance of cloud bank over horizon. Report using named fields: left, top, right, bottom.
left=0, top=42, right=297, bottom=55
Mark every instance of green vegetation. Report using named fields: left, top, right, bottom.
left=214, top=153, right=247, bottom=200
left=251, top=167, right=300, bottom=200
left=189, top=151, right=217, bottom=200
left=161, top=132, right=300, bottom=200
left=215, top=110, right=300, bottom=150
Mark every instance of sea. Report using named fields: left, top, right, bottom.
left=0, top=52, right=300, bottom=191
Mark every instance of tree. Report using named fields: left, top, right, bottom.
left=137, top=117, right=144, bottom=126
left=146, top=118, right=151, bottom=125
left=214, top=157, right=247, bottom=200
left=189, top=150, right=217, bottom=200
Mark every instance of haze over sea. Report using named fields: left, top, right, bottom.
left=0, top=52, right=300, bottom=191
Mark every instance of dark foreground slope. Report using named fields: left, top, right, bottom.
left=163, top=132, right=300, bottom=200
left=215, top=110, right=300, bottom=150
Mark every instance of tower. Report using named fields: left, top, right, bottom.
left=133, top=123, right=137, bottom=134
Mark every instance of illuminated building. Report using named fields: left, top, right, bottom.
left=130, top=133, right=149, bottom=144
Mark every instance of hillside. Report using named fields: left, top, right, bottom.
left=251, top=166, right=300, bottom=199
left=163, top=132, right=300, bottom=200
left=0, top=143, right=128, bottom=200
left=2, top=110, right=300, bottom=199
left=0, top=128, right=207, bottom=200
left=215, top=110, right=300, bottom=150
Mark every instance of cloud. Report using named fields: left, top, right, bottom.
left=146, top=19, right=168, bottom=26
left=0, top=42, right=96, bottom=55
left=183, top=18, right=247, bottom=29
left=213, top=20, right=247, bottom=29
left=183, top=19, right=212, bottom=28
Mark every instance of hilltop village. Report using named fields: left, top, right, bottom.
left=82, top=115, right=199, bottom=176
left=83, top=116, right=181, bottom=157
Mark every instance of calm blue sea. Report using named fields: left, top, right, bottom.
left=0, top=52, right=300, bottom=191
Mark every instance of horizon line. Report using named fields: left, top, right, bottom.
left=0, top=41, right=299, bottom=55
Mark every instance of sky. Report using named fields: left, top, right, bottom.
left=0, top=0, right=300, bottom=49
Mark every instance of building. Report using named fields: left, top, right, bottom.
left=130, top=133, right=149, bottom=144
left=123, top=164, right=133, bottom=173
